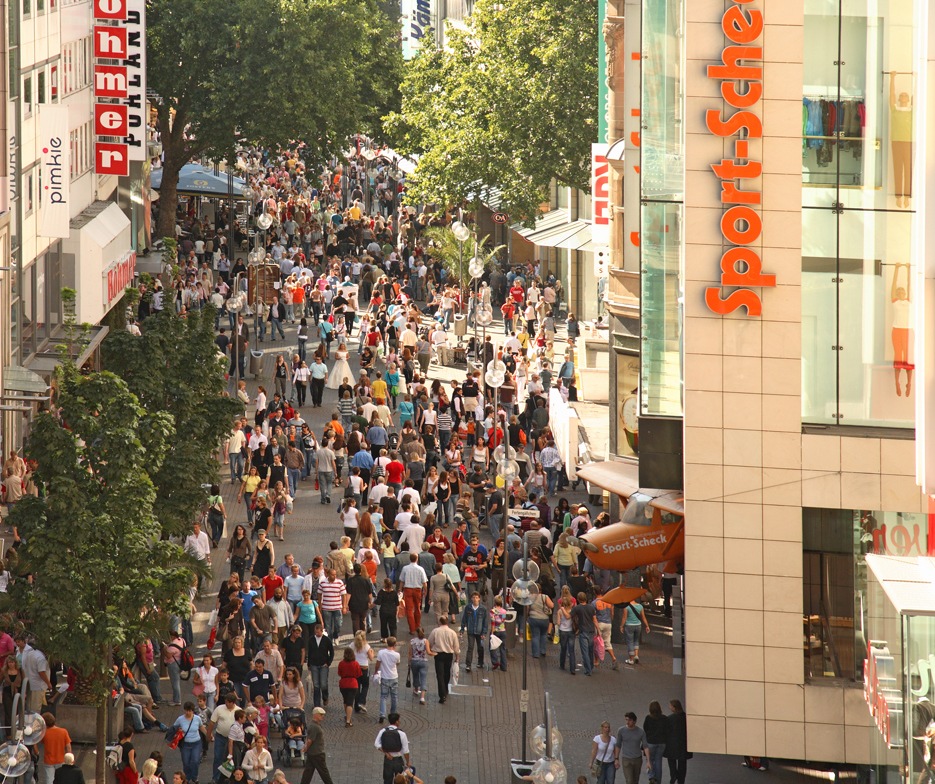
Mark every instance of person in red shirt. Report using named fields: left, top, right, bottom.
left=426, top=528, right=451, bottom=564
left=510, top=284, right=525, bottom=305
left=386, top=454, right=405, bottom=492
left=452, top=520, right=469, bottom=559
left=261, top=566, right=284, bottom=601
left=40, top=713, right=71, bottom=784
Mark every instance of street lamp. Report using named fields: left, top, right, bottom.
left=528, top=693, right=567, bottom=784
left=469, top=255, right=485, bottom=363
left=510, top=543, right=539, bottom=775
left=452, top=220, right=471, bottom=307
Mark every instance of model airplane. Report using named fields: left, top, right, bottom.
left=567, top=488, right=684, bottom=605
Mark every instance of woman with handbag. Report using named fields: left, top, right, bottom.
left=590, top=721, right=617, bottom=784
left=169, top=702, right=204, bottom=784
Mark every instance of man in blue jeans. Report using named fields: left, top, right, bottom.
left=206, top=693, right=239, bottom=782
left=571, top=591, right=599, bottom=676
left=267, top=296, right=286, bottom=341
left=306, top=623, right=334, bottom=707
left=538, top=441, right=562, bottom=497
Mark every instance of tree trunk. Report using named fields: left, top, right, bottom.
left=156, top=154, right=183, bottom=242
left=96, top=701, right=106, bottom=784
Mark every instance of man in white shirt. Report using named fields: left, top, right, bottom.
left=375, top=638, right=402, bottom=722
left=398, top=518, right=425, bottom=555
left=368, top=477, right=390, bottom=505
left=228, top=424, right=247, bottom=483
left=374, top=710, right=411, bottom=781
left=184, top=521, right=212, bottom=589
left=396, top=554, right=428, bottom=634
left=398, top=484, right=420, bottom=512
left=248, top=427, right=269, bottom=452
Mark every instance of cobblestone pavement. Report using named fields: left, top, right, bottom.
left=114, top=312, right=814, bottom=784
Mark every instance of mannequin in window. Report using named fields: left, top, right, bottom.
left=891, top=262, right=913, bottom=397
left=890, top=72, right=913, bottom=209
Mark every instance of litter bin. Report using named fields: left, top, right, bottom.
left=249, top=350, right=264, bottom=377
left=454, top=314, right=467, bottom=336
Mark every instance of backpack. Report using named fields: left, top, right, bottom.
left=106, top=745, right=124, bottom=771
left=171, top=642, right=195, bottom=672
left=381, top=727, right=403, bottom=753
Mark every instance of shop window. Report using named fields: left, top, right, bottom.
left=614, top=350, right=639, bottom=458
left=803, top=507, right=932, bottom=682
left=640, top=201, right=682, bottom=417
left=37, top=70, right=45, bottom=103
left=23, top=0, right=30, bottom=17
left=22, top=75, right=31, bottom=116
left=802, top=0, right=919, bottom=430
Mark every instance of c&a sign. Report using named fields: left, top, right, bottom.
left=704, top=0, right=775, bottom=316
left=92, top=0, right=146, bottom=176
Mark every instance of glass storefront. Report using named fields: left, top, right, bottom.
left=803, top=507, right=932, bottom=682
left=864, top=556, right=935, bottom=782
left=801, top=0, right=919, bottom=428
left=640, top=0, right=683, bottom=417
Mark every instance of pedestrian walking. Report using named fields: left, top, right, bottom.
left=614, top=712, right=650, bottom=784
left=664, top=700, right=689, bottom=784
left=643, top=701, right=669, bottom=784
left=374, top=712, right=411, bottom=784
left=427, top=616, right=460, bottom=704
left=375, top=637, right=401, bottom=721
left=299, top=707, right=334, bottom=784
left=590, top=721, right=617, bottom=784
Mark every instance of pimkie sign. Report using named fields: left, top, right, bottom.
left=92, top=0, right=146, bottom=176
left=704, top=0, right=775, bottom=316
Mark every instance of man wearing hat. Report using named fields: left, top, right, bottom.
left=207, top=693, right=239, bottom=783
left=299, top=707, right=333, bottom=784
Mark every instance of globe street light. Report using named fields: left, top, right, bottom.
left=452, top=220, right=471, bottom=303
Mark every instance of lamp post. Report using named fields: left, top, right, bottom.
left=469, top=254, right=485, bottom=365
left=510, top=541, right=540, bottom=776
left=452, top=219, right=471, bottom=310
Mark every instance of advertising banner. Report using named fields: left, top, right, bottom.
left=39, top=105, right=70, bottom=239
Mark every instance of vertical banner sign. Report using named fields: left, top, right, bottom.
left=93, top=0, right=146, bottom=175
left=401, top=0, right=434, bottom=60
left=39, top=105, right=71, bottom=238
left=591, top=143, right=610, bottom=247
left=704, top=0, right=775, bottom=316
left=622, top=0, right=641, bottom=274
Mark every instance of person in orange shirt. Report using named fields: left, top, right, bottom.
left=292, top=283, right=305, bottom=323
left=40, top=713, right=72, bottom=784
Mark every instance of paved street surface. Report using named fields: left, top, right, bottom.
left=101, top=307, right=818, bottom=784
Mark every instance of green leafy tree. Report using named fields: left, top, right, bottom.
left=423, top=227, right=504, bottom=291
left=147, top=0, right=403, bottom=239
left=9, top=367, right=199, bottom=783
left=384, top=0, right=598, bottom=222
left=102, top=308, right=241, bottom=537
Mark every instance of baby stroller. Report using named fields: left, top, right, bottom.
left=275, top=708, right=307, bottom=767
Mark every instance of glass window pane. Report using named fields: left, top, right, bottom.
left=640, top=201, right=682, bottom=416
left=801, top=208, right=839, bottom=424
left=641, top=0, right=683, bottom=201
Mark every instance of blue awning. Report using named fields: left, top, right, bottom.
left=151, top=164, right=249, bottom=199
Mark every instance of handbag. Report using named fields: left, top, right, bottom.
left=591, top=759, right=603, bottom=778
left=405, top=665, right=411, bottom=689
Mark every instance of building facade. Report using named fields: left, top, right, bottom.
left=602, top=0, right=935, bottom=775
left=1, top=0, right=146, bottom=452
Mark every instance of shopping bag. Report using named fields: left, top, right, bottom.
left=450, top=667, right=459, bottom=688
left=207, top=626, right=218, bottom=650
left=217, top=759, right=236, bottom=779
left=208, top=609, right=219, bottom=627
left=594, top=633, right=605, bottom=662
left=489, top=634, right=502, bottom=651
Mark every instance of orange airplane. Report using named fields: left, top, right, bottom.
left=567, top=466, right=684, bottom=605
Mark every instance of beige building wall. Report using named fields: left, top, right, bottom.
left=681, top=0, right=925, bottom=764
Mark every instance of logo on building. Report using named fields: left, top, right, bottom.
left=104, top=249, right=137, bottom=308
left=92, top=0, right=147, bottom=176
left=704, top=0, right=775, bottom=316
left=39, top=106, right=70, bottom=239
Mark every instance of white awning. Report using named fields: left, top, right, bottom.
left=513, top=209, right=570, bottom=239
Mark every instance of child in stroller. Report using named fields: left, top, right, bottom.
left=277, top=710, right=307, bottom=767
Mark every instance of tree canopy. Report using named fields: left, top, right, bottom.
left=102, top=307, right=241, bottom=537
left=384, top=0, right=598, bottom=223
left=10, top=367, right=199, bottom=781
left=148, top=0, right=404, bottom=238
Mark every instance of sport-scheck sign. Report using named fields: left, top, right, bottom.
left=92, top=0, right=147, bottom=176
left=704, top=0, right=775, bottom=317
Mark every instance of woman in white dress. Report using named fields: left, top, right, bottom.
left=327, top=342, right=353, bottom=390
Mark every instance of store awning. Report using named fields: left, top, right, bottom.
left=522, top=219, right=587, bottom=248
left=550, top=221, right=592, bottom=251
left=23, top=325, right=110, bottom=379
left=865, top=555, right=935, bottom=616
left=514, top=209, right=570, bottom=239
left=606, top=138, right=626, bottom=162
